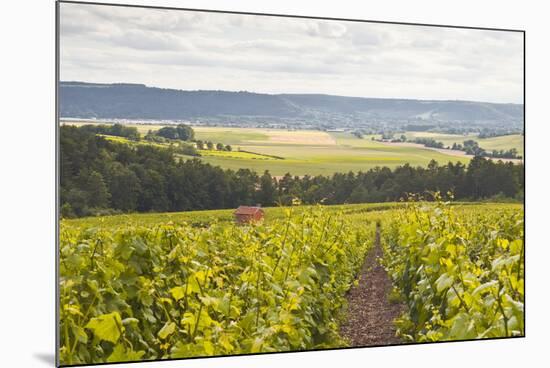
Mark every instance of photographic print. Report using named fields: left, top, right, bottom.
left=57, top=1, right=524, bottom=366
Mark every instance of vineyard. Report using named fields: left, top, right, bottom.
left=59, top=200, right=524, bottom=365
left=59, top=207, right=372, bottom=365
left=380, top=195, right=524, bottom=341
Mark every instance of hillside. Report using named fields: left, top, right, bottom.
left=59, top=82, right=523, bottom=130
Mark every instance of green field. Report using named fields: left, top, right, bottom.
left=191, top=128, right=475, bottom=176
left=192, top=128, right=522, bottom=175
left=403, top=131, right=524, bottom=155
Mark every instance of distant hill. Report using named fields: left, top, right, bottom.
left=59, top=82, right=523, bottom=129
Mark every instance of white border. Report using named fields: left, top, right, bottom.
left=1, top=0, right=547, bottom=367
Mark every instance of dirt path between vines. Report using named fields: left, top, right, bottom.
left=340, top=225, right=405, bottom=347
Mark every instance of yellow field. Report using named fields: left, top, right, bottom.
left=198, top=149, right=279, bottom=160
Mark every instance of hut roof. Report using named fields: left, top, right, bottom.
left=234, top=206, right=263, bottom=215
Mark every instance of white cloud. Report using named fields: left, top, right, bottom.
left=305, top=21, right=348, bottom=38
left=59, top=3, right=523, bottom=103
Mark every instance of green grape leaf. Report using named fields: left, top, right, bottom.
left=435, top=273, right=454, bottom=292
left=107, top=344, right=145, bottom=363
left=85, top=312, right=124, bottom=344
left=170, top=286, right=186, bottom=301
left=158, top=321, right=176, bottom=340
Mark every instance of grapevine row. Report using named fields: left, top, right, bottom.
left=59, top=207, right=373, bottom=364
left=380, top=196, right=524, bottom=341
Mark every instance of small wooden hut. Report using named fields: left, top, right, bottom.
left=233, top=206, right=264, bottom=224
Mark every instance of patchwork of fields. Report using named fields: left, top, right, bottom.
left=63, top=122, right=523, bottom=176
left=191, top=128, right=472, bottom=176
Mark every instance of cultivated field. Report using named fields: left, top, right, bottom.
left=402, top=131, right=524, bottom=156
left=65, top=201, right=520, bottom=230
left=59, top=201, right=524, bottom=364
left=193, top=128, right=473, bottom=176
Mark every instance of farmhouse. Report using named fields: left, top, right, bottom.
left=234, top=206, right=264, bottom=224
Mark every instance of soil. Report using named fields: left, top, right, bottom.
left=339, top=225, right=405, bottom=347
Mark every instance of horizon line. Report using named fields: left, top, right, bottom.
left=60, top=80, right=524, bottom=106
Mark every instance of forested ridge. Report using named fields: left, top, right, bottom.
left=60, top=82, right=523, bottom=130
left=60, top=125, right=524, bottom=218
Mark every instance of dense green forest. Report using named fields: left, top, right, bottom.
left=60, top=125, right=524, bottom=218
left=77, top=123, right=141, bottom=140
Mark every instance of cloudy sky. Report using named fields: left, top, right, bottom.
left=60, top=3, right=523, bottom=104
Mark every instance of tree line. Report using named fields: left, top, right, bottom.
left=60, top=125, right=524, bottom=218
left=372, top=131, right=522, bottom=160
left=77, top=123, right=140, bottom=140
left=80, top=123, right=234, bottom=157
left=451, top=140, right=520, bottom=159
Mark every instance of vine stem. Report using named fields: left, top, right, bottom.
left=496, top=281, right=509, bottom=337
left=192, top=303, right=203, bottom=339
left=90, top=238, right=102, bottom=269
left=272, top=211, right=292, bottom=275
left=320, top=221, right=345, bottom=257
left=64, top=320, right=72, bottom=364
left=451, top=285, right=469, bottom=312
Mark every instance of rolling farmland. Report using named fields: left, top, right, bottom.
left=192, top=128, right=470, bottom=176
left=64, top=122, right=488, bottom=176
left=63, top=122, right=523, bottom=176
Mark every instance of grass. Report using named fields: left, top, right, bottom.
left=64, top=202, right=522, bottom=230
left=477, top=135, right=524, bottom=155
